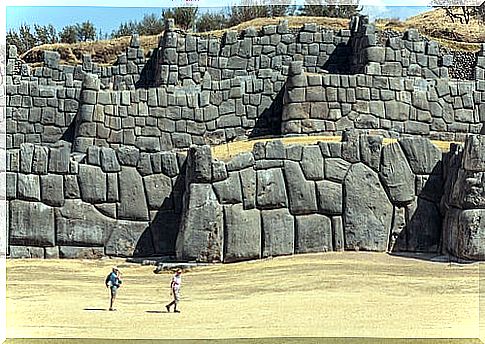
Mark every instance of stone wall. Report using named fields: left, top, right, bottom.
left=6, top=15, right=485, bottom=261
left=282, top=61, right=485, bottom=141
left=7, top=142, right=185, bottom=258
left=441, top=135, right=485, bottom=260
left=176, top=134, right=446, bottom=263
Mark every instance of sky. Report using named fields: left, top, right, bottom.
left=6, top=5, right=432, bottom=34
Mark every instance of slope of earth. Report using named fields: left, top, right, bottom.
left=6, top=252, right=480, bottom=340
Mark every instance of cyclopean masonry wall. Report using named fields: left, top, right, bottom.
left=176, top=134, right=449, bottom=262
left=5, top=15, right=485, bottom=261
left=7, top=143, right=185, bottom=258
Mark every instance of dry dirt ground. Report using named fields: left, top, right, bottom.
left=5, top=252, right=483, bottom=341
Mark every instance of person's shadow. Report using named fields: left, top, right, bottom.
left=146, top=310, right=165, bottom=314
left=83, top=308, right=107, bottom=311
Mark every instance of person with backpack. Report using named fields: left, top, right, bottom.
left=105, top=266, right=122, bottom=311
left=165, top=269, right=182, bottom=313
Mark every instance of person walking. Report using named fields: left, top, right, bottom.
left=105, top=266, right=122, bottom=311
left=165, top=269, right=182, bottom=313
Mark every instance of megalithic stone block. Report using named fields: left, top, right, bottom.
left=223, top=204, right=261, bottom=262
left=176, top=183, right=223, bottom=262
left=118, top=166, right=149, bottom=221
left=261, top=208, right=294, bottom=257
left=344, top=163, right=393, bottom=251
left=295, top=214, right=332, bottom=253
left=10, top=200, right=55, bottom=246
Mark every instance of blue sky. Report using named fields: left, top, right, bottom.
left=6, top=5, right=432, bottom=34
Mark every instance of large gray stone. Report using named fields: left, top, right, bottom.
left=59, top=246, right=104, bottom=259
left=295, top=214, right=332, bottom=253
left=186, top=145, right=212, bottom=183
left=64, top=175, right=80, bottom=199
left=399, top=137, right=442, bottom=174
left=344, top=163, right=393, bottom=251
left=19, top=143, right=35, bottom=173
left=56, top=200, right=107, bottom=246
left=227, top=152, right=255, bottom=171
left=100, top=147, right=121, bottom=172
left=161, top=151, right=180, bottom=177
left=78, top=165, right=107, bottom=203
left=406, top=197, right=441, bottom=252
left=105, top=220, right=151, bottom=257
left=6, top=173, right=17, bottom=200
left=9, top=246, right=45, bottom=258
left=10, top=200, right=55, bottom=246
left=240, top=168, right=256, bottom=209
left=359, top=135, right=382, bottom=172
left=223, top=204, right=261, bottom=262
left=48, top=147, right=70, bottom=174
left=283, top=161, right=317, bottom=215
left=463, top=135, right=485, bottom=172
left=316, top=180, right=342, bottom=215
left=325, top=158, right=351, bottom=183
left=116, top=146, right=140, bottom=166
left=451, top=209, right=485, bottom=260
left=32, top=146, right=49, bottom=175
left=301, top=146, right=324, bottom=180
left=256, top=168, right=288, bottom=209
left=261, top=208, right=294, bottom=257
left=176, top=183, right=223, bottom=262
left=213, top=171, right=242, bottom=204
left=18, top=174, right=41, bottom=201
left=379, top=143, right=415, bottom=204
left=143, top=174, right=173, bottom=209
left=118, top=166, right=149, bottom=221
left=40, top=174, right=64, bottom=207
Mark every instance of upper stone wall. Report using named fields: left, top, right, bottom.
left=6, top=16, right=485, bottom=150
left=282, top=62, right=485, bottom=141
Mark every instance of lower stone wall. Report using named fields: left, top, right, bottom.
left=176, top=133, right=447, bottom=263
left=8, top=134, right=485, bottom=261
left=7, top=143, right=186, bottom=258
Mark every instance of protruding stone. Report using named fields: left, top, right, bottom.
left=176, top=183, right=223, bottom=262
left=186, top=145, right=212, bottom=183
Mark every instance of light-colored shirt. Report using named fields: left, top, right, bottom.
left=172, top=275, right=181, bottom=290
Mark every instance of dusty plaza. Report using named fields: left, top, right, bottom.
left=6, top=252, right=483, bottom=340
